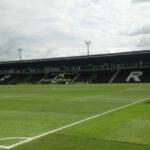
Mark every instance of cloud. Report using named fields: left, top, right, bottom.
left=136, top=36, right=150, bottom=48
left=132, top=0, right=150, bottom=3
left=130, top=25, right=150, bottom=36
left=0, top=0, right=150, bottom=61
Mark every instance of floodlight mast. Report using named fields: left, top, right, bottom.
left=85, top=41, right=91, bottom=56
left=18, top=48, right=22, bottom=61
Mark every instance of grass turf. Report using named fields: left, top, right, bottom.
left=0, top=84, right=150, bottom=150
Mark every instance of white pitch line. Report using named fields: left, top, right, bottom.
left=1, top=97, right=150, bottom=149
left=0, top=145, right=10, bottom=149
left=0, top=137, right=31, bottom=149
left=0, top=137, right=30, bottom=141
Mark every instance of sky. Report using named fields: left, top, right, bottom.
left=0, top=0, right=150, bottom=61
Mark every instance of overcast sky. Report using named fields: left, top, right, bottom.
left=0, top=0, right=150, bottom=61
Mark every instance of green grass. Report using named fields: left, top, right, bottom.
left=0, top=84, right=150, bottom=150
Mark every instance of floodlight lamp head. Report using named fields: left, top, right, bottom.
left=18, top=48, right=22, bottom=52
left=85, top=41, right=91, bottom=45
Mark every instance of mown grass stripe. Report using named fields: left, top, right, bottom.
left=3, top=97, right=149, bottom=150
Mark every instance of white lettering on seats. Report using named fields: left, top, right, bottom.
left=126, top=71, right=143, bottom=82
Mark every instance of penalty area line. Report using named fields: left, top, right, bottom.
left=2, top=97, right=150, bottom=149
left=0, top=137, right=31, bottom=141
left=0, top=145, right=10, bottom=149
left=0, top=137, right=31, bottom=149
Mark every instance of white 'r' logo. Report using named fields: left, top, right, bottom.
left=126, top=71, right=143, bottom=82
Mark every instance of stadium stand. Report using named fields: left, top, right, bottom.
left=40, top=73, right=77, bottom=84
left=11, top=74, right=30, bottom=84
left=113, top=68, right=150, bottom=83
left=0, top=50, right=150, bottom=84
left=75, top=72, right=93, bottom=83
left=26, top=74, right=45, bottom=84
left=92, top=70, right=115, bottom=83
left=0, top=74, right=17, bottom=85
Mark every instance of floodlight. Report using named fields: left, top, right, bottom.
left=18, top=48, right=22, bottom=61
left=85, top=41, right=91, bottom=56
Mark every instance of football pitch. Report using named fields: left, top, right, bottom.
left=0, top=84, right=150, bottom=150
